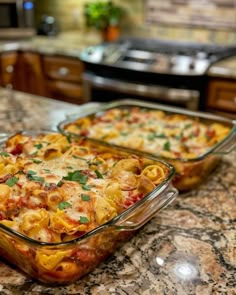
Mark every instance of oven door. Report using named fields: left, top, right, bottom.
left=82, top=72, right=200, bottom=110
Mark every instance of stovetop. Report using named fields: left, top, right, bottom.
left=80, top=38, right=236, bottom=76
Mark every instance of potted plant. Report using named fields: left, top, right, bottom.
left=84, top=1, right=123, bottom=41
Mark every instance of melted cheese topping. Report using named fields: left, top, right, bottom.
left=64, top=107, right=231, bottom=160
left=0, top=132, right=170, bottom=243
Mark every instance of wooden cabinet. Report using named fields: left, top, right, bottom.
left=0, top=51, right=18, bottom=87
left=0, top=50, right=86, bottom=105
left=207, top=78, right=236, bottom=114
left=14, top=52, right=46, bottom=96
left=41, top=55, right=87, bottom=104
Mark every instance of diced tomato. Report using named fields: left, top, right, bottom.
left=10, top=143, right=23, bottom=155
left=205, top=129, right=216, bottom=139
left=80, top=129, right=89, bottom=136
left=72, top=248, right=96, bottom=264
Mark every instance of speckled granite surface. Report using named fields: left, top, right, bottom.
left=0, top=88, right=235, bottom=295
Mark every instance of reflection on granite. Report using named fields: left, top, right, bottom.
left=0, top=88, right=235, bottom=294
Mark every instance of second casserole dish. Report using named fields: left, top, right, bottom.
left=58, top=99, right=236, bottom=191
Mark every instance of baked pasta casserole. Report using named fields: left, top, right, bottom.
left=0, top=131, right=175, bottom=283
left=61, top=104, right=232, bottom=191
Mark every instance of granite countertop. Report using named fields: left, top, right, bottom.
left=0, top=88, right=235, bottom=294
left=0, top=31, right=102, bottom=58
left=0, top=32, right=236, bottom=78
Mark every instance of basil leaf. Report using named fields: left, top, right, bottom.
left=82, top=184, right=92, bottom=191
left=79, top=216, right=89, bottom=224
left=34, top=143, right=43, bottom=149
left=163, top=141, right=171, bottom=151
left=95, top=169, right=103, bottom=179
left=31, top=159, right=42, bottom=164
left=81, top=194, right=90, bottom=201
left=0, top=152, right=10, bottom=157
left=58, top=201, right=72, bottom=210
left=6, top=176, right=18, bottom=187
left=63, top=170, right=88, bottom=185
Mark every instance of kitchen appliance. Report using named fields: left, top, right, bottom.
left=80, top=37, right=236, bottom=110
left=0, top=0, right=35, bottom=39
left=37, top=15, right=58, bottom=36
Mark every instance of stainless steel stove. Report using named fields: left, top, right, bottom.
left=80, top=38, right=236, bottom=110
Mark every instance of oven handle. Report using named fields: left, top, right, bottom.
left=83, top=72, right=200, bottom=110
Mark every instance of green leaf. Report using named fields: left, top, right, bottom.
left=6, top=176, right=18, bottom=187
left=34, top=143, right=43, bottom=149
left=58, top=201, right=72, bottom=210
left=27, top=173, right=44, bottom=183
left=95, top=169, right=103, bottom=179
left=27, top=170, right=37, bottom=175
left=82, top=184, right=92, bottom=191
left=81, top=194, right=90, bottom=201
left=79, top=216, right=89, bottom=224
left=163, top=141, right=171, bottom=151
left=63, top=170, right=88, bottom=185
left=31, top=159, right=42, bottom=164
left=0, top=152, right=10, bottom=157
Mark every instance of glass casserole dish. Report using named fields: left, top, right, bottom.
left=0, top=131, right=177, bottom=284
left=58, top=99, right=236, bottom=192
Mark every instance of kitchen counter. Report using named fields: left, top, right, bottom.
left=0, top=88, right=235, bottom=294
left=0, top=31, right=102, bottom=58
left=0, top=32, right=236, bottom=79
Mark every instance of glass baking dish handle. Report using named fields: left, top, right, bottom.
left=112, top=185, right=178, bottom=231
left=0, top=133, right=12, bottom=145
left=213, top=130, right=236, bottom=155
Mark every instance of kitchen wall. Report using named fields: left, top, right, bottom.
left=35, top=0, right=236, bottom=45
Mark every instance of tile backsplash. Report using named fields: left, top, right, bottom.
left=35, top=0, right=236, bottom=45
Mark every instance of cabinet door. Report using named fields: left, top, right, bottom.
left=0, top=51, right=18, bottom=87
left=207, top=79, right=236, bottom=113
left=42, top=55, right=86, bottom=104
left=46, top=80, right=86, bottom=104
left=14, top=52, right=46, bottom=96
left=42, top=56, right=84, bottom=83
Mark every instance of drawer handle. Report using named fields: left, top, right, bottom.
left=5, top=65, right=14, bottom=73
left=234, top=97, right=236, bottom=104
left=58, top=67, right=69, bottom=76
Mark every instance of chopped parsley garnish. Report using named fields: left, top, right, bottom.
left=163, top=141, right=171, bottom=151
left=120, top=131, right=129, bottom=136
left=6, top=176, right=18, bottom=187
left=34, top=143, right=43, bottom=149
left=27, top=170, right=37, bottom=175
left=57, top=180, right=63, bottom=187
left=31, top=159, right=42, bottom=164
left=0, top=152, right=10, bottom=157
left=95, top=169, right=103, bottom=179
left=58, top=201, right=72, bottom=210
left=185, top=123, right=192, bottom=129
left=72, top=155, right=87, bottom=161
left=63, top=170, right=88, bottom=184
left=81, top=194, right=90, bottom=201
left=79, top=216, right=89, bottom=224
left=43, top=169, right=51, bottom=174
left=82, top=184, right=92, bottom=191
left=147, top=133, right=166, bottom=141
left=66, top=166, right=73, bottom=170
left=26, top=172, right=44, bottom=183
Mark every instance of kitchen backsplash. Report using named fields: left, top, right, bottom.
left=35, top=0, right=236, bottom=45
